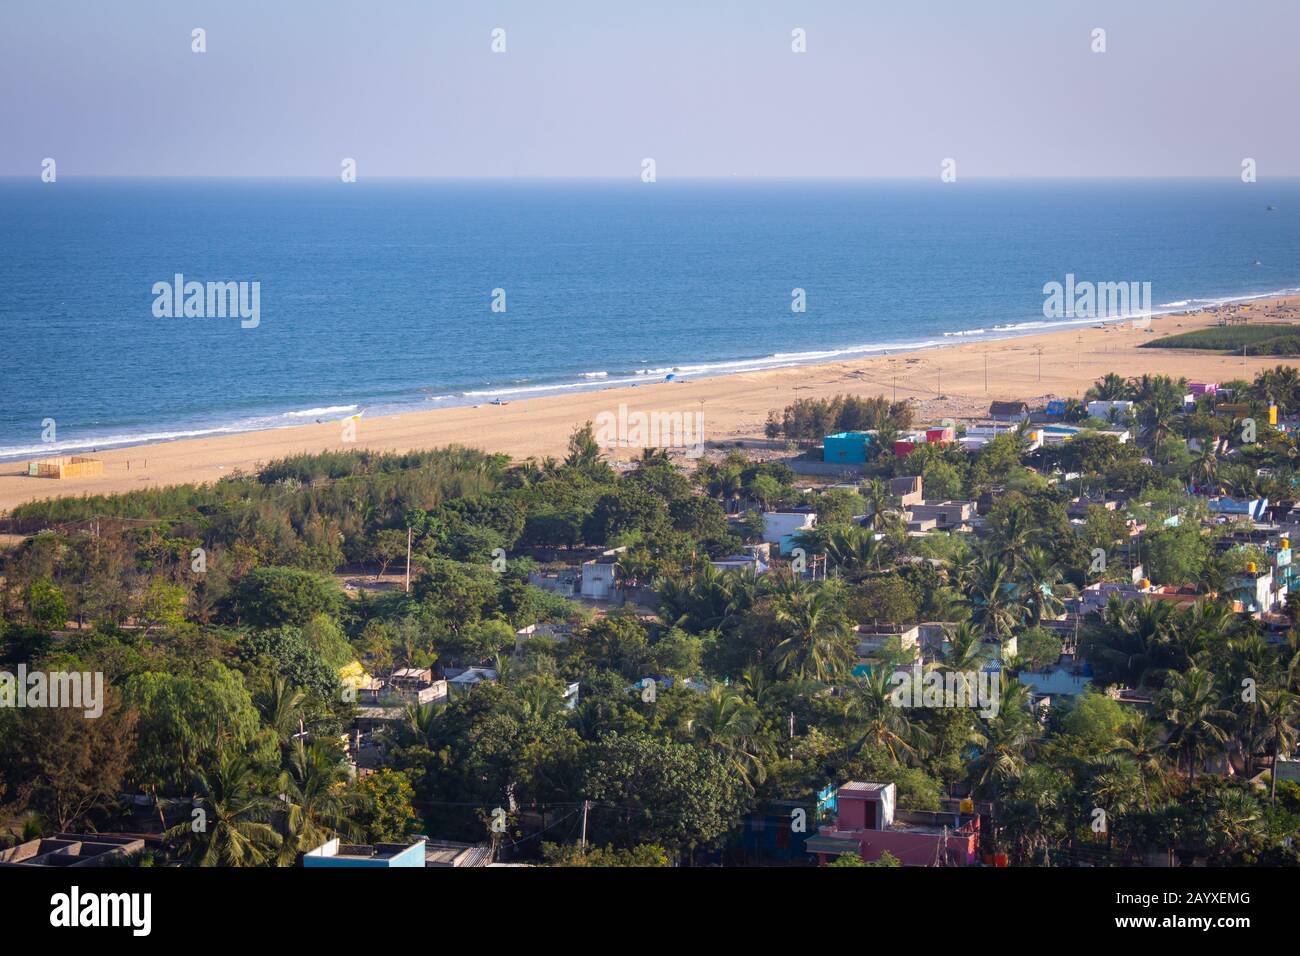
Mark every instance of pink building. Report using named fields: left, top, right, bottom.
left=805, top=782, right=980, bottom=866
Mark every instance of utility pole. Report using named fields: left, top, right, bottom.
left=984, top=351, right=989, bottom=394
left=404, top=525, right=413, bottom=592
left=580, top=800, right=590, bottom=851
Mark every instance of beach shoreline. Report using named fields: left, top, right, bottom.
left=4, top=294, right=1300, bottom=514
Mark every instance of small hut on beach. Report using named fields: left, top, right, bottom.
left=27, top=456, right=104, bottom=479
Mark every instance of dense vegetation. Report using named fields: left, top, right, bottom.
left=2, top=366, right=1299, bottom=866
left=1140, top=324, right=1300, bottom=355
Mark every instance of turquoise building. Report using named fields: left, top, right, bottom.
left=823, top=431, right=872, bottom=464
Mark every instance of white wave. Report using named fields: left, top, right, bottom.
left=282, top=404, right=358, bottom=418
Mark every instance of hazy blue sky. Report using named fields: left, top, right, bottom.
left=2, top=0, right=1297, bottom=177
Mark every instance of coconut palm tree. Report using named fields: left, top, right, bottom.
left=165, top=749, right=282, bottom=867
left=1088, top=372, right=1131, bottom=401
left=1110, top=713, right=1168, bottom=811
left=277, top=740, right=357, bottom=863
left=1258, top=687, right=1300, bottom=804
left=859, top=478, right=893, bottom=532
left=638, top=447, right=673, bottom=467
left=257, top=675, right=307, bottom=745
left=967, top=717, right=1035, bottom=800
left=1159, top=667, right=1233, bottom=782
left=404, top=700, right=441, bottom=749
left=989, top=510, right=1035, bottom=577
left=771, top=584, right=854, bottom=681
left=941, top=622, right=986, bottom=673
left=843, top=666, right=933, bottom=766
left=1191, top=442, right=1220, bottom=491
left=825, top=525, right=887, bottom=576
left=1020, top=546, right=1069, bottom=626
left=688, top=685, right=774, bottom=790
left=1138, top=389, right=1183, bottom=458
left=961, top=558, right=1024, bottom=640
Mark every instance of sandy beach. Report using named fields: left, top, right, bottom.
left=5, top=296, right=1300, bottom=513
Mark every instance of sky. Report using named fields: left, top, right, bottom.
left=1, top=0, right=1297, bottom=178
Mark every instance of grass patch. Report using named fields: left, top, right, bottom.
left=1140, top=324, right=1300, bottom=355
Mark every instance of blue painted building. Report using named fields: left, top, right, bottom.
left=823, top=431, right=872, bottom=464
left=303, top=838, right=427, bottom=867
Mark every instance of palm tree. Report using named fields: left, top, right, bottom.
left=989, top=510, right=1034, bottom=576
left=843, top=667, right=933, bottom=766
left=1020, top=546, right=1069, bottom=626
left=165, top=749, right=282, bottom=867
left=1258, top=687, right=1300, bottom=804
left=1191, top=442, right=1219, bottom=491
left=967, top=717, right=1035, bottom=800
left=404, top=700, right=441, bottom=749
left=859, top=479, right=892, bottom=532
left=1138, top=388, right=1183, bottom=458
left=1159, top=667, right=1233, bottom=782
left=825, top=525, right=887, bottom=577
left=277, top=740, right=356, bottom=862
left=1088, top=372, right=1131, bottom=401
left=257, top=676, right=306, bottom=745
left=638, top=447, right=672, bottom=467
left=961, top=558, right=1024, bottom=640
left=1110, top=714, right=1168, bottom=811
left=941, top=622, right=987, bottom=673
left=688, top=685, right=774, bottom=790
left=772, top=584, right=854, bottom=681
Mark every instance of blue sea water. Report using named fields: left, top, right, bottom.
left=1, top=177, right=1298, bottom=460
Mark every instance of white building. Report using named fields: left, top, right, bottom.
left=581, top=547, right=625, bottom=600
left=1086, top=400, right=1135, bottom=422
left=762, top=511, right=817, bottom=555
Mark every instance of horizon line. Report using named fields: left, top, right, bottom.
left=4, top=173, right=1300, bottom=182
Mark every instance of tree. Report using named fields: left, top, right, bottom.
left=26, top=578, right=69, bottom=630
left=370, top=528, right=409, bottom=579
left=542, top=842, right=672, bottom=867
left=772, top=584, right=854, bottom=681
left=138, top=578, right=189, bottom=631
left=164, top=748, right=282, bottom=867
left=351, top=768, right=418, bottom=843
left=231, top=566, right=344, bottom=628
left=827, top=852, right=869, bottom=867
left=687, top=684, right=774, bottom=791
left=277, top=740, right=356, bottom=862
left=563, top=422, right=613, bottom=481
left=1159, top=667, right=1232, bottom=782
left=1259, top=688, right=1300, bottom=805
left=0, top=691, right=137, bottom=831
left=582, top=733, right=748, bottom=853
left=124, top=662, right=265, bottom=801
left=961, top=558, right=1023, bottom=639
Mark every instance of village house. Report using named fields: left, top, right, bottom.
left=762, top=510, right=817, bottom=555
left=904, top=500, right=976, bottom=532
left=0, top=833, right=144, bottom=868
left=805, top=782, right=980, bottom=866
left=581, top=547, right=625, bottom=600
left=822, top=431, right=873, bottom=464
left=889, top=475, right=924, bottom=508
left=710, top=553, right=769, bottom=575
left=988, top=400, right=1030, bottom=422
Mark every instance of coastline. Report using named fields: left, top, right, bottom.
left=4, top=293, right=1300, bottom=513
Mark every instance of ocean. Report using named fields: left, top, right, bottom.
left=2, top=177, right=1298, bottom=460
